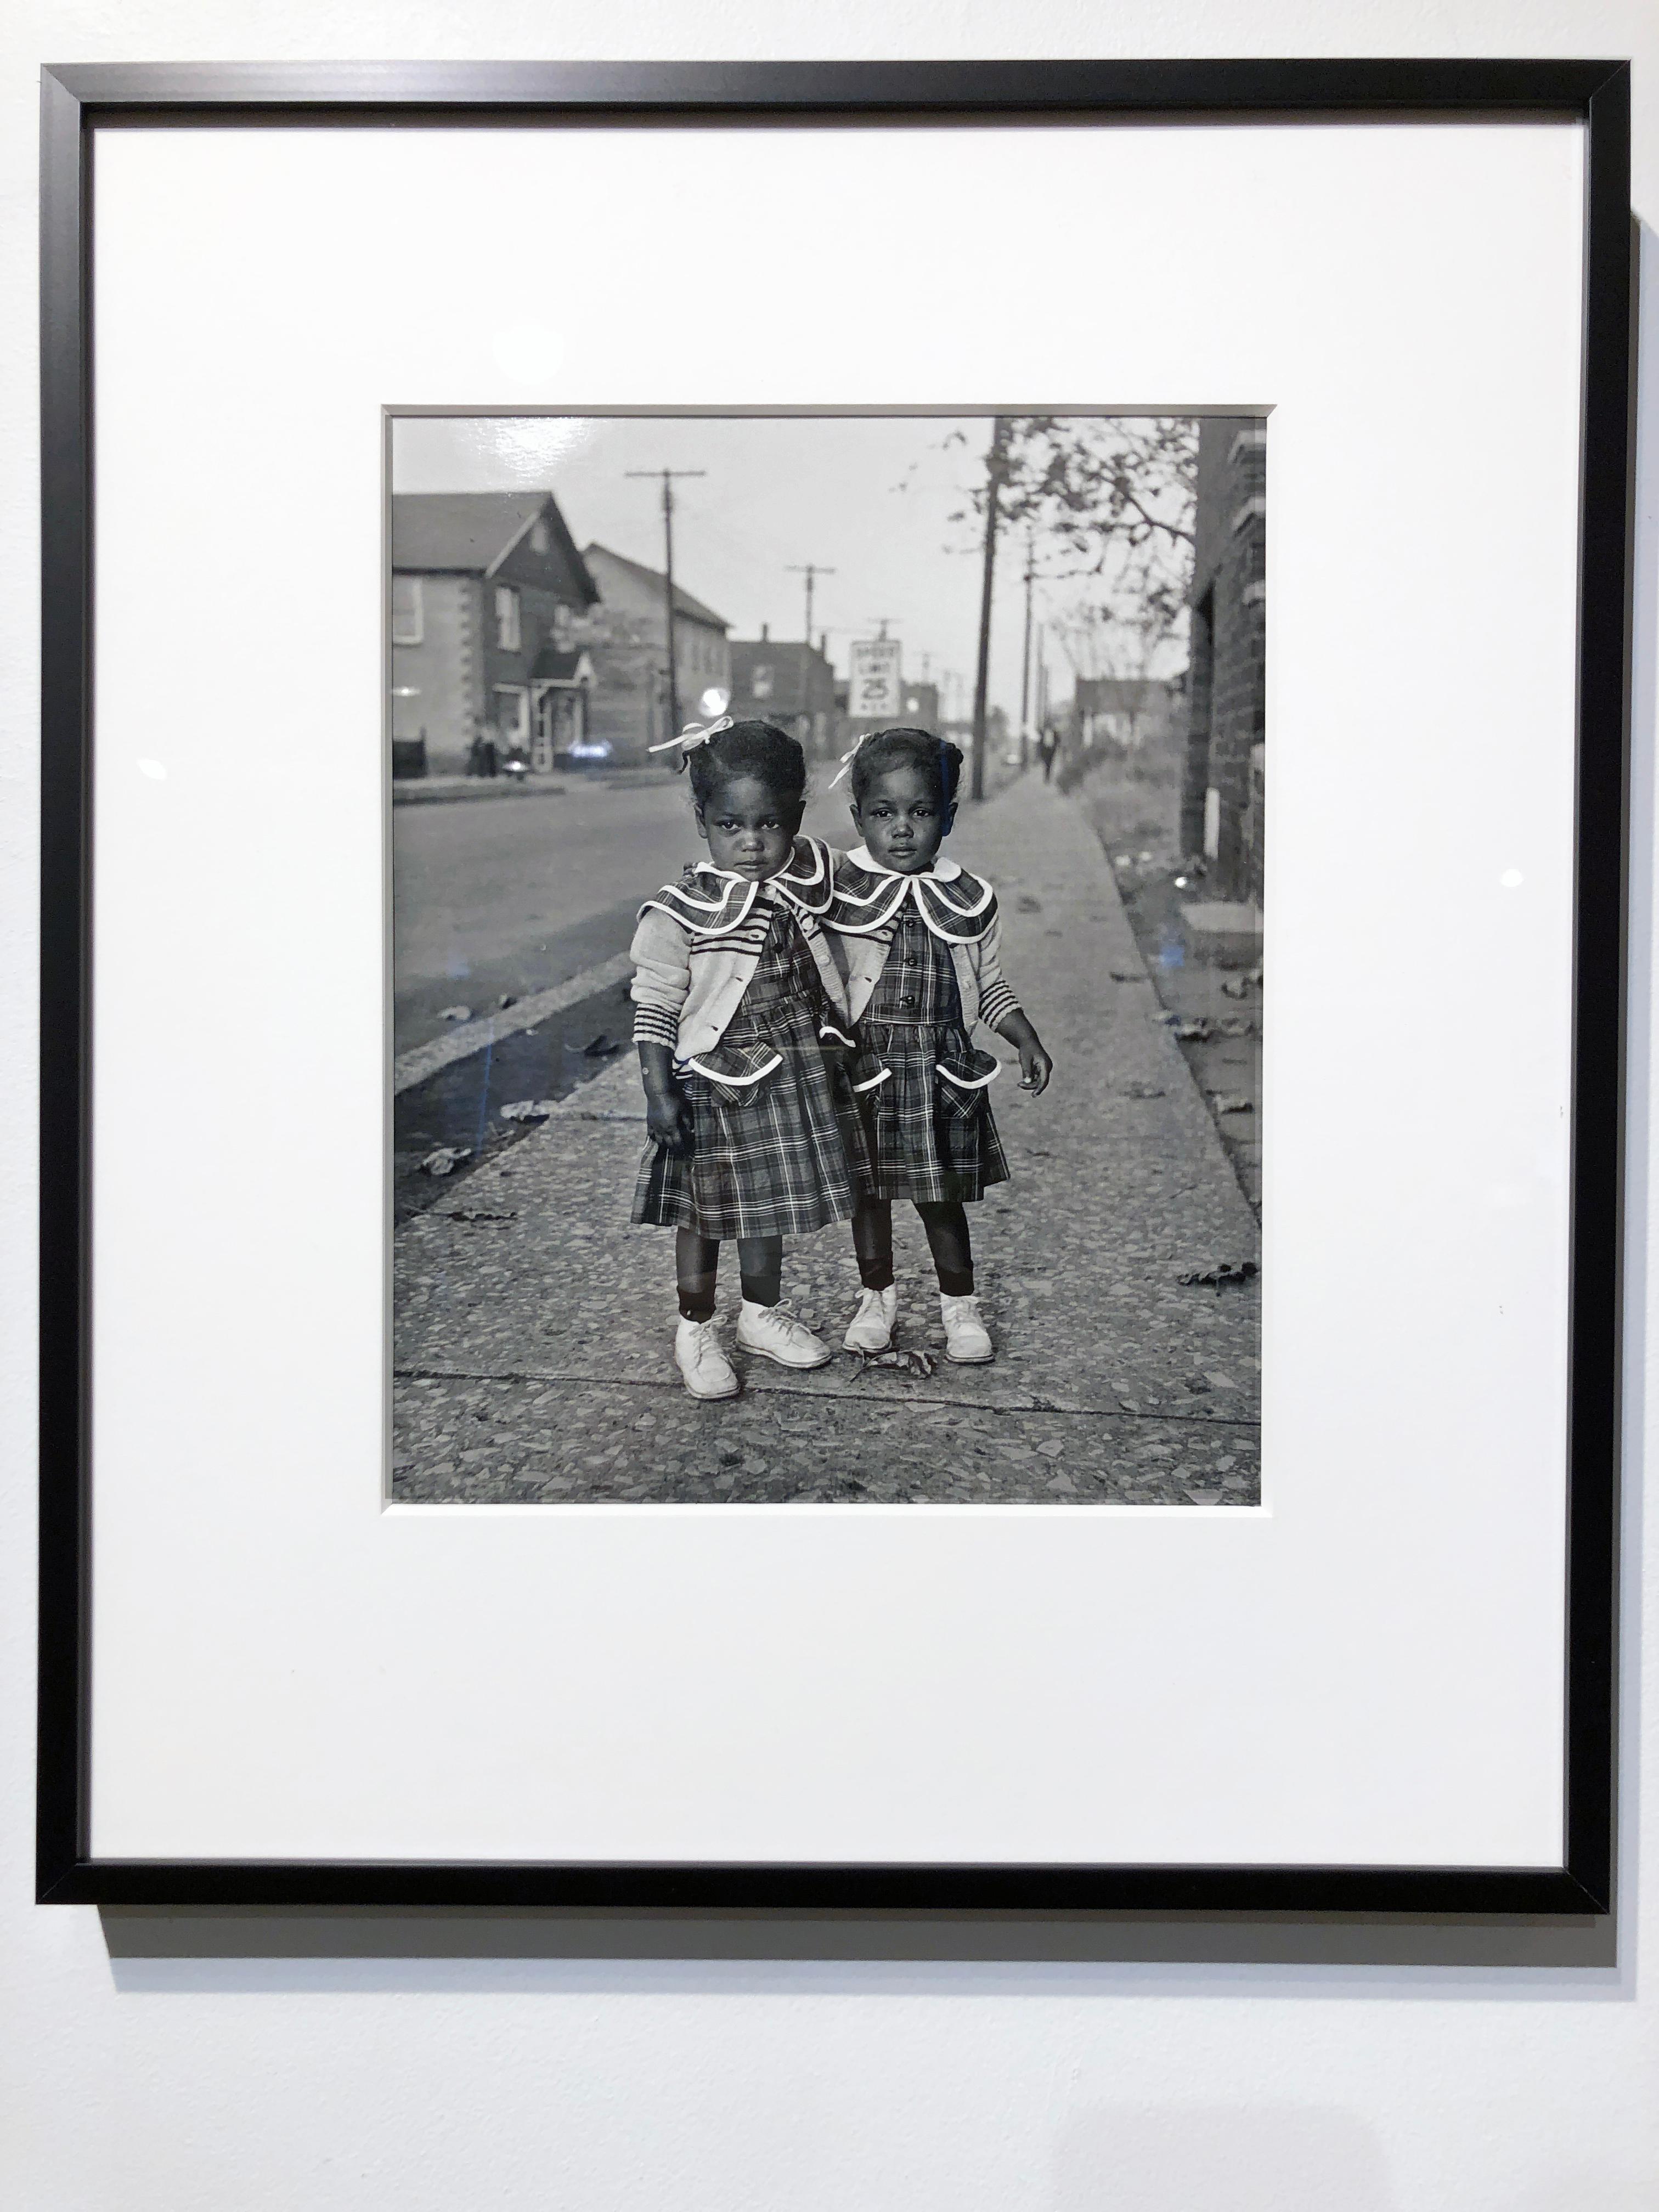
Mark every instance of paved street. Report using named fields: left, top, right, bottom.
left=394, top=769, right=879, bottom=1055
left=392, top=772, right=1262, bottom=1506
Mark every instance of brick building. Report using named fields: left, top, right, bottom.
left=728, top=628, right=839, bottom=756
left=390, top=492, right=599, bottom=775
left=901, top=678, right=941, bottom=731
left=1181, top=419, right=1266, bottom=903
left=579, top=543, right=731, bottom=763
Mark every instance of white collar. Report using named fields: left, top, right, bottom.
left=846, top=844, right=962, bottom=882
left=699, top=840, right=826, bottom=893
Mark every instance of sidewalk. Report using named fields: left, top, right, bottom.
left=392, top=772, right=1262, bottom=1505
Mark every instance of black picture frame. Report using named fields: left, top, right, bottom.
left=38, top=58, right=1632, bottom=1916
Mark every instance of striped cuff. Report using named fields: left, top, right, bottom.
left=980, top=981, right=1021, bottom=1030
left=631, top=1005, right=679, bottom=1049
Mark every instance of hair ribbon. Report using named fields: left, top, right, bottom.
left=828, top=729, right=876, bottom=788
left=649, top=712, right=734, bottom=759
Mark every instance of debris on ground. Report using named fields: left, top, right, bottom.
left=1120, top=1081, right=1166, bottom=1099
left=419, top=1145, right=472, bottom=1177
left=1207, top=1094, right=1254, bottom=1114
left=1177, top=1259, right=1259, bottom=1291
left=583, top=1034, right=624, bottom=1058
left=1110, top=969, right=1143, bottom=983
left=498, top=993, right=518, bottom=1009
left=1165, top=1016, right=1212, bottom=1042
left=499, top=1098, right=557, bottom=1122
left=844, top=1346, right=939, bottom=1380
left=439, top=1005, right=472, bottom=1023
left=1222, top=967, right=1263, bottom=998
left=1015, top=894, right=1043, bottom=913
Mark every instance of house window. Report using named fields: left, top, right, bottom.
left=530, top=517, right=549, bottom=555
left=552, top=602, right=573, bottom=644
left=494, top=585, right=521, bottom=651
left=391, top=574, right=424, bottom=645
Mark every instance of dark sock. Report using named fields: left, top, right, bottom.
left=853, top=1200, right=896, bottom=1291
left=676, top=1230, right=719, bottom=1323
left=737, top=1235, right=783, bottom=1310
left=918, top=1202, right=974, bottom=1297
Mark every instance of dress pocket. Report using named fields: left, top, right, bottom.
left=848, top=1048, right=893, bottom=1098
left=679, top=1041, right=785, bottom=1108
left=935, top=1046, right=1001, bottom=1117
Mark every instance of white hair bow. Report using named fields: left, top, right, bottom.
left=649, top=712, right=734, bottom=758
left=828, top=730, right=875, bottom=788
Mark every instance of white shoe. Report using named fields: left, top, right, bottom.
left=675, top=1316, right=740, bottom=1401
left=939, top=1293, right=994, bottom=1363
left=736, top=1299, right=833, bottom=1370
left=843, top=1284, right=898, bottom=1353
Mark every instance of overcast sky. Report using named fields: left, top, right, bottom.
left=392, top=413, right=1146, bottom=722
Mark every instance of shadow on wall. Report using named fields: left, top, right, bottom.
left=99, top=1905, right=1618, bottom=1987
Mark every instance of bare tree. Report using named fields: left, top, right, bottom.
left=947, top=416, right=1198, bottom=769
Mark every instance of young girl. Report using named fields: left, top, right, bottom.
left=630, top=717, right=867, bottom=1400
left=826, top=727, right=1053, bottom=1364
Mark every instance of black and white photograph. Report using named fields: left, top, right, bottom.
left=392, top=410, right=1266, bottom=1504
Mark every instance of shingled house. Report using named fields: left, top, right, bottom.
left=1073, top=675, right=1180, bottom=755
left=1180, top=419, right=1267, bottom=904
left=580, top=543, right=732, bottom=763
left=390, top=492, right=599, bottom=775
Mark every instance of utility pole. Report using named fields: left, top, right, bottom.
left=786, top=562, right=836, bottom=648
left=866, top=617, right=899, bottom=641
left=1018, top=527, right=1036, bottom=773
left=970, top=416, right=1012, bottom=802
left=627, top=466, right=705, bottom=741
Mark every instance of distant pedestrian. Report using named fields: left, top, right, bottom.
left=825, top=726, right=1053, bottom=1366
left=1038, top=724, right=1060, bottom=782
left=629, top=716, right=868, bottom=1402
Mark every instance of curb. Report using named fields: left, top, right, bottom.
left=393, top=952, right=634, bottom=1093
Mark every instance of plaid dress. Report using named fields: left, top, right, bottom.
left=632, top=899, right=870, bottom=1239
left=857, top=910, right=1011, bottom=1205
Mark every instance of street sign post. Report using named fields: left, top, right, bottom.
left=848, top=637, right=903, bottom=720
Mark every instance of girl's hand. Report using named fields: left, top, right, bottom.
left=645, top=1087, right=692, bottom=1155
left=1018, top=1041, right=1053, bottom=1096
left=993, top=1009, right=1051, bottom=1096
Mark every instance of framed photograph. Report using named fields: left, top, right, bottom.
left=40, top=60, right=1629, bottom=1913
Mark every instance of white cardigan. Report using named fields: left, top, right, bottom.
left=629, top=836, right=852, bottom=1066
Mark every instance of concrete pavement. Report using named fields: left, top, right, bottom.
left=392, top=771, right=1262, bottom=1505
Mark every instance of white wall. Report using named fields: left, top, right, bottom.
left=2, top=3, right=1657, bottom=2207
